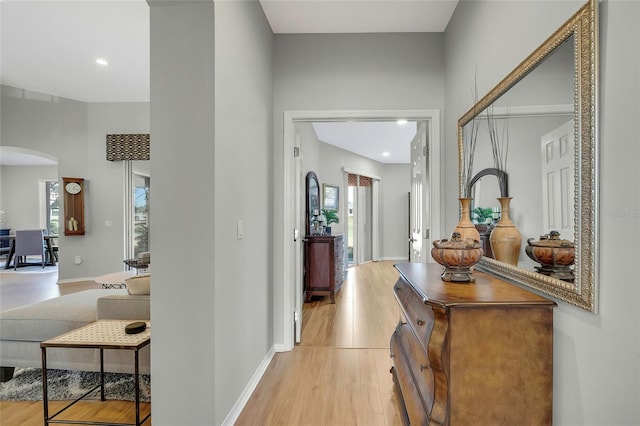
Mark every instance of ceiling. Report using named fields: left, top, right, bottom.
left=312, top=121, right=419, bottom=164
left=0, top=0, right=457, bottom=165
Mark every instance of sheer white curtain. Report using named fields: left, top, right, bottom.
left=344, top=169, right=380, bottom=265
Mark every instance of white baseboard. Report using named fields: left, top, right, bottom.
left=273, top=343, right=291, bottom=352
left=57, top=277, right=97, bottom=285
left=221, top=345, right=276, bottom=426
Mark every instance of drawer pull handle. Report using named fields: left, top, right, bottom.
left=420, top=364, right=427, bottom=372
left=416, top=319, right=425, bottom=326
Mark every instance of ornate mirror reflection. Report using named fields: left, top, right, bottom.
left=457, top=0, right=599, bottom=312
left=305, top=172, right=320, bottom=236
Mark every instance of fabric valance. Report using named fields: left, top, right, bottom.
left=106, top=134, right=150, bottom=161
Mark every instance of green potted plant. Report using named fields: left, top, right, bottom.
left=472, top=207, right=493, bottom=225
left=321, top=208, right=339, bottom=235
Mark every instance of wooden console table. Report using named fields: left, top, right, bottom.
left=390, top=262, right=556, bottom=425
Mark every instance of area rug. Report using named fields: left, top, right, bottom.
left=0, top=368, right=150, bottom=402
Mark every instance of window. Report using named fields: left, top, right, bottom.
left=125, top=160, right=150, bottom=260
left=133, top=175, right=150, bottom=256
left=45, top=181, right=59, bottom=236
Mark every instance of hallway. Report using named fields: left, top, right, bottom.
left=236, top=261, right=403, bottom=425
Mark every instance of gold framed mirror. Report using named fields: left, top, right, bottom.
left=457, top=0, right=599, bottom=312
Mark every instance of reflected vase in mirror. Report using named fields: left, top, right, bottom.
left=453, top=197, right=481, bottom=243
left=489, top=197, right=522, bottom=266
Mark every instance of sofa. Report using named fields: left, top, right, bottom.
left=0, top=282, right=150, bottom=382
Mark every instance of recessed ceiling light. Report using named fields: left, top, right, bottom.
left=96, top=58, right=109, bottom=66
left=397, top=119, right=408, bottom=125
left=382, top=152, right=390, bottom=157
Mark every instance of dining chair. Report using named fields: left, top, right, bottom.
left=14, top=229, right=46, bottom=270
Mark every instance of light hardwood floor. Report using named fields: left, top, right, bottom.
left=0, top=261, right=404, bottom=425
left=235, top=261, right=403, bottom=426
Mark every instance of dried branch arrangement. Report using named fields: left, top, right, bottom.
left=462, top=77, right=481, bottom=198
left=485, top=104, right=510, bottom=196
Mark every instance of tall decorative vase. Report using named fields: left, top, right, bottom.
left=453, top=197, right=481, bottom=243
left=489, top=197, right=522, bottom=266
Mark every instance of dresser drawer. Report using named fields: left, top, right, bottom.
left=391, top=328, right=429, bottom=426
left=395, top=322, right=435, bottom=415
left=394, top=278, right=435, bottom=354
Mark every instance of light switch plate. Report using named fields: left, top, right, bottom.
left=237, top=219, right=244, bottom=240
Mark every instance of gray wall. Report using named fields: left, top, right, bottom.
left=86, top=102, right=150, bottom=277
left=214, top=1, right=274, bottom=423
left=379, top=163, right=410, bottom=261
left=0, top=165, right=57, bottom=230
left=149, top=1, right=216, bottom=423
left=445, top=1, right=640, bottom=424
left=273, top=32, right=445, bottom=344
left=314, top=136, right=410, bottom=260
left=0, top=86, right=149, bottom=280
left=149, top=1, right=273, bottom=424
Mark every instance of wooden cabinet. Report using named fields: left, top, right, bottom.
left=304, top=234, right=344, bottom=303
left=390, top=262, right=555, bottom=425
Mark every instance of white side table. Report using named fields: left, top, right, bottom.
left=94, top=270, right=136, bottom=289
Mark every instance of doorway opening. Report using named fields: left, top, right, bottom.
left=347, top=173, right=374, bottom=266
left=281, top=109, right=442, bottom=351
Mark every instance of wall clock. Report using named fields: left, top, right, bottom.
left=62, top=177, right=85, bottom=236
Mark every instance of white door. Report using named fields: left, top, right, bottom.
left=293, top=132, right=303, bottom=343
left=540, top=120, right=574, bottom=237
left=409, top=122, right=429, bottom=262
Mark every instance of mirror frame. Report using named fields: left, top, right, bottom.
left=305, top=171, right=320, bottom=236
left=457, top=0, right=599, bottom=313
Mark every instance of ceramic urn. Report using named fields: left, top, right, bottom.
left=431, top=232, right=483, bottom=283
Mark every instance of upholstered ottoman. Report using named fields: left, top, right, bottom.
left=0, top=289, right=150, bottom=381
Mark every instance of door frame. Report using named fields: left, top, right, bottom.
left=281, top=109, right=442, bottom=351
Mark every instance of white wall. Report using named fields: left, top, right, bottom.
left=445, top=1, right=640, bottom=424
left=0, top=165, right=57, bottom=231
left=0, top=85, right=149, bottom=280
left=149, top=1, right=273, bottom=424
left=273, top=32, right=445, bottom=344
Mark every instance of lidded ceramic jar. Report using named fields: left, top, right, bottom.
left=525, top=230, right=575, bottom=282
left=431, top=232, right=483, bottom=282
